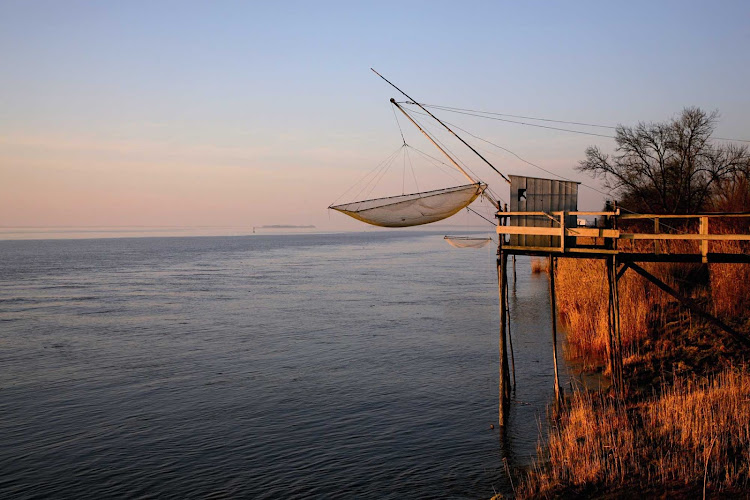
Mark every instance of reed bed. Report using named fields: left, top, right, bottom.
left=709, top=239, right=750, bottom=317
left=554, top=234, right=749, bottom=366
left=515, top=220, right=750, bottom=497
left=517, top=368, right=750, bottom=498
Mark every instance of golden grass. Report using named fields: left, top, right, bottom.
left=554, top=234, right=750, bottom=365
left=710, top=239, right=750, bottom=317
left=554, top=258, right=665, bottom=365
left=517, top=368, right=750, bottom=498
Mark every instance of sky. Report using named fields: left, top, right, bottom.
left=1, top=0, right=749, bottom=234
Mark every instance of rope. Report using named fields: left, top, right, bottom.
left=409, top=102, right=750, bottom=144
left=415, top=102, right=616, bottom=130
left=467, top=206, right=496, bottom=226
left=403, top=103, right=615, bottom=139
left=329, top=145, right=403, bottom=206
left=390, top=103, right=407, bottom=145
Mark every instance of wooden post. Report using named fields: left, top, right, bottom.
left=559, top=212, right=566, bottom=252
left=654, top=217, right=660, bottom=255
left=606, top=256, right=624, bottom=395
left=497, top=251, right=510, bottom=426
left=549, top=256, right=561, bottom=401
left=700, top=216, right=709, bottom=263
left=505, top=277, right=516, bottom=392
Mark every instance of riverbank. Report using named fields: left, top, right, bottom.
left=510, top=255, right=750, bottom=498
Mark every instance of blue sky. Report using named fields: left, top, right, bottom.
left=1, top=1, right=749, bottom=230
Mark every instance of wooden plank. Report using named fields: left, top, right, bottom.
left=568, top=211, right=618, bottom=216
left=620, top=212, right=750, bottom=220
left=619, top=233, right=750, bottom=241
left=566, top=228, right=620, bottom=238
left=497, top=226, right=562, bottom=236
left=500, top=245, right=618, bottom=255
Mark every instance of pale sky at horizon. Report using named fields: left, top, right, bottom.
left=2, top=0, right=749, bottom=233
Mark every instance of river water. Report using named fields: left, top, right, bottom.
left=0, top=231, right=569, bottom=499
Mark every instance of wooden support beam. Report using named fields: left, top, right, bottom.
left=619, top=233, right=750, bottom=241
left=616, top=262, right=631, bottom=281
left=654, top=217, right=660, bottom=255
left=627, top=262, right=750, bottom=348
left=549, top=256, right=561, bottom=401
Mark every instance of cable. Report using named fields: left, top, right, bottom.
left=407, top=102, right=750, bottom=144
left=467, top=206, right=497, bottom=226
left=390, top=103, right=407, bottom=145
left=403, top=103, right=615, bottom=139
left=416, top=102, right=617, bottom=130
left=329, top=145, right=403, bottom=206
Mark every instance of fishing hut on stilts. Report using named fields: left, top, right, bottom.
left=330, top=70, right=750, bottom=429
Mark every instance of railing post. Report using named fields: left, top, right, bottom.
left=700, top=216, right=709, bottom=263
left=560, top=212, right=566, bottom=253
left=654, top=217, right=660, bottom=255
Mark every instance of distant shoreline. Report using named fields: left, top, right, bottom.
left=260, top=225, right=315, bottom=229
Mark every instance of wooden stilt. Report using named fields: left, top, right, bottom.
left=548, top=256, right=561, bottom=401
left=505, top=268, right=516, bottom=391
left=606, top=256, right=624, bottom=395
left=498, top=251, right=510, bottom=426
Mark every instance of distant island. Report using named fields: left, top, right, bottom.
left=260, top=225, right=315, bottom=229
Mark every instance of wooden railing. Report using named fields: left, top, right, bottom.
left=496, top=211, right=750, bottom=262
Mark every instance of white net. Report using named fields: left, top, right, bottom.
left=329, top=183, right=486, bottom=228
left=444, top=236, right=493, bottom=248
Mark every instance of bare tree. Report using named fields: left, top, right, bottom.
left=578, top=108, right=750, bottom=214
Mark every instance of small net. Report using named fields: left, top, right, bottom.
left=444, top=236, right=493, bottom=248
left=329, top=183, right=486, bottom=228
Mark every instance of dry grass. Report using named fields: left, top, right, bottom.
left=554, top=233, right=750, bottom=366
left=516, top=222, right=750, bottom=497
left=517, top=368, right=750, bottom=498
left=554, top=258, right=668, bottom=365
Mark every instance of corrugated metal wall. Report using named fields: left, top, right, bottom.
left=508, top=176, right=579, bottom=248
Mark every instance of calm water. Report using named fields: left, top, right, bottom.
left=0, top=231, right=568, bottom=499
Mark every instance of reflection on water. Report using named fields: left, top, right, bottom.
left=0, top=232, right=568, bottom=499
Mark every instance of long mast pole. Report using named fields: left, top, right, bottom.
left=372, top=68, right=511, bottom=184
